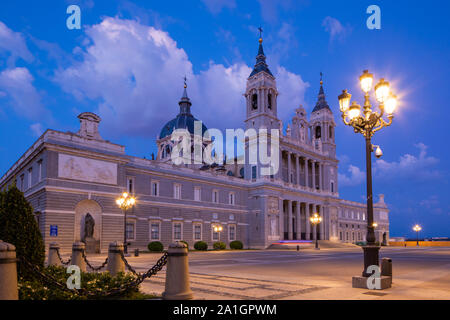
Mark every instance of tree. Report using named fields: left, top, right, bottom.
left=0, top=185, right=45, bottom=279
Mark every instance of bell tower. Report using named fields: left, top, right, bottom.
left=244, top=33, right=280, bottom=132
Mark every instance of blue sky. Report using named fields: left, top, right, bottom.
left=0, top=0, right=448, bottom=238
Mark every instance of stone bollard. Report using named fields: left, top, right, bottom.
left=71, top=242, right=86, bottom=272
left=0, top=240, right=19, bottom=300
left=107, top=242, right=125, bottom=276
left=381, top=257, right=392, bottom=277
left=162, top=241, right=193, bottom=300
left=48, top=242, right=61, bottom=266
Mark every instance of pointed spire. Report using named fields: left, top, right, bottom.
left=312, top=72, right=331, bottom=113
left=179, top=76, right=192, bottom=115
left=249, top=28, right=273, bottom=78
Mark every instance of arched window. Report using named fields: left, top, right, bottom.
left=268, top=93, right=272, bottom=110
left=251, top=93, right=258, bottom=110
left=315, top=126, right=321, bottom=139
left=329, top=126, right=333, bottom=139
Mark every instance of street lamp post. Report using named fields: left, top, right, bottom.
left=338, top=70, right=398, bottom=277
left=213, top=224, right=223, bottom=242
left=116, top=192, right=136, bottom=254
left=413, top=224, right=422, bottom=246
left=310, top=213, right=322, bottom=250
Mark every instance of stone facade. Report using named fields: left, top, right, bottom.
left=0, top=38, right=389, bottom=252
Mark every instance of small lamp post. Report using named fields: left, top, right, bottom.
left=413, top=224, right=422, bottom=246
left=310, top=213, right=322, bottom=250
left=338, top=70, right=398, bottom=277
left=116, top=192, right=136, bottom=254
left=213, top=224, right=223, bottom=242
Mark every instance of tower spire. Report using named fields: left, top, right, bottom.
left=179, top=76, right=192, bottom=115
left=312, top=72, right=331, bottom=112
left=249, top=28, right=273, bottom=78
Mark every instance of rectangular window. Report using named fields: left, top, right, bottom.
left=151, top=181, right=159, bottom=196
left=228, top=192, right=235, bottom=205
left=174, top=184, right=181, bottom=199
left=173, top=223, right=182, bottom=240
left=212, top=190, right=219, bottom=203
left=212, top=229, right=219, bottom=241
left=28, top=167, right=33, bottom=189
left=194, top=187, right=201, bottom=201
left=194, top=224, right=202, bottom=240
left=127, top=177, right=134, bottom=194
left=340, top=231, right=343, bottom=240
left=362, top=213, right=366, bottom=221
left=150, top=222, right=160, bottom=240
left=229, top=225, right=236, bottom=241
left=38, top=160, right=43, bottom=182
left=251, top=166, right=257, bottom=180
left=331, top=182, right=334, bottom=193
left=126, top=222, right=135, bottom=240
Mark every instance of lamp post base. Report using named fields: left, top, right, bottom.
left=361, top=245, right=380, bottom=277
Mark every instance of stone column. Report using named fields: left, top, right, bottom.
left=163, top=242, right=193, bottom=300
left=318, top=162, right=323, bottom=191
left=287, top=152, right=292, bottom=183
left=305, top=203, right=311, bottom=240
left=296, top=201, right=301, bottom=238
left=288, top=200, right=293, bottom=240
left=0, top=240, right=18, bottom=300
left=71, top=242, right=86, bottom=272
left=320, top=205, right=325, bottom=240
left=48, top=242, right=61, bottom=266
left=311, top=160, right=316, bottom=190
left=295, top=155, right=300, bottom=186
left=107, top=242, right=125, bottom=276
left=304, top=158, right=309, bottom=187
left=279, top=198, right=284, bottom=239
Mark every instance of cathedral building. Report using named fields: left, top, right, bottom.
left=0, top=37, right=389, bottom=252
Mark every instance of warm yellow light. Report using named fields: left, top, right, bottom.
left=338, top=89, right=351, bottom=112
left=359, top=70, right=374, bottom=93
left=348, top=101, right=361, bottom=120
left=385, top=92, right=397, bottom=114
left=413, top=224, right=422, bottom=232
left=372, top=222, right=378, bottom=228
left=310, top=213, right=322, bottom=225
left=122, top=192, right=128, bottom=198
left=375, top=78, right=390, bottom=103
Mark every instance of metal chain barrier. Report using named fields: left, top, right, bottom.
left=81, top=250, right=108, bottom=271
left=55, top=248, right=71, bottom=266
left=119, top=250, right=168, bottom=284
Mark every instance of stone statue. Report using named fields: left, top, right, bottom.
left=83, top=213, right=95, bottom=241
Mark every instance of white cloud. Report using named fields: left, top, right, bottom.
left=322, top=16, right=351, bottom=43
left=0, top=21, right=33, bottom=66
left=201, top=0, right=236, bottom=14
left=0, top=67, right=47, bottom=120
left=338, top=165, right=365, bottom=187
left=54, top=17, right=309, bottom=139
left=374, top=143, right=441, bottom=181
left=30, top=123, right=44, bottom=137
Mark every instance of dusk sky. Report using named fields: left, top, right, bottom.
left=0, top=0, right=448, bottom=238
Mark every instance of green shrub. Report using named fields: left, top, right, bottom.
left=213, top=241, right=226, bottom=250
left=18, top=265, right=144, bottom=300
left=229, top=240, right=243, bottom=250
left=194, top=241, right=208, bottom=251
left=0, top=185, right=45, bottom=280
left=147, top=241, right=164, bottom=252
left=179, top=240, right=189, bottom=250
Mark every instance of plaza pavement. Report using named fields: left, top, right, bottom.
left=81, top=246, right=450, bottom=300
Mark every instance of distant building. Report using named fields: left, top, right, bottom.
left=0, top=36, right=389, bottom=251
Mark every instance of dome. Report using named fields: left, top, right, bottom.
left=158, top=84, right=209, bottom=139
left=159, top=113, right=208, bottom=139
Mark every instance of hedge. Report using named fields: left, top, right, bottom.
left=213, top=241, right=226, bottom=250
left=194, top=241, right=208, bottom=251
left=229, top=240, right=243, bottom=250
left=147, top=241, right=164, bottom=252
